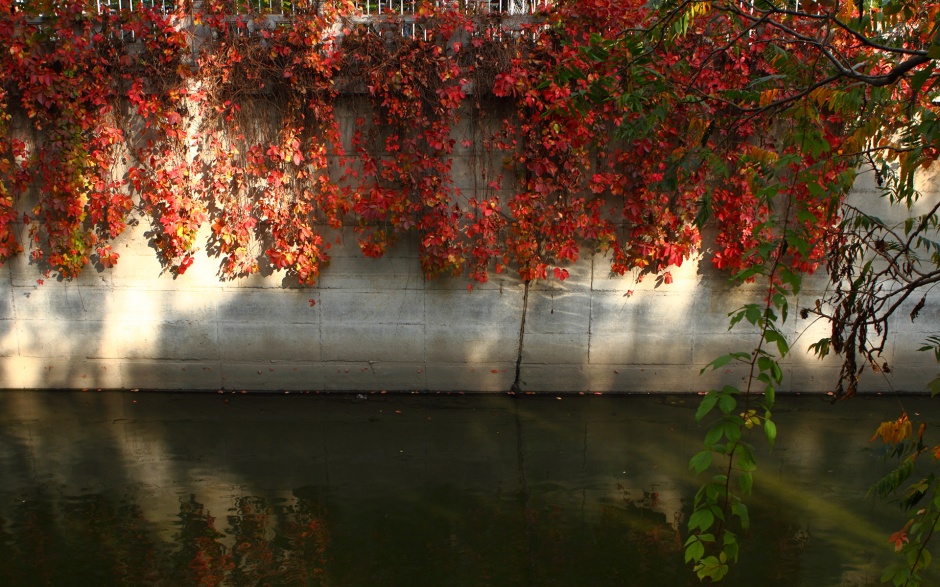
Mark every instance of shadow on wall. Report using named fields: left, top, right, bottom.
left=0, top=263, right=13, bottom=387
left=3, top=253, right=116, bottom=389
left=109, top=221, right=729, bottom=394
left=1, top=178, right=935, bottom=393
left=0, top=220, right=917, bottom=393
left=5, top=98, right=934, bottom=394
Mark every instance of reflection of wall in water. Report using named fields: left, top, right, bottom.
left=0, top=393, right=694, bottom=585
left=0, top=391, right=927, bottom=587
left=0, top=393, right=699, bottom=529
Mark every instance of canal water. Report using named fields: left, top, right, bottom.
left=0, top=391, right=937, bottom=586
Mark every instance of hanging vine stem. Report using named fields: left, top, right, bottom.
left=510, top=279, right=530, bottom=393
left=683, top=112, right=842, bottom=579
left=684, top=215, right=793, bottom=583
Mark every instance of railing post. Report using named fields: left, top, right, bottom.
left=191, top=0, right=205, bottom=61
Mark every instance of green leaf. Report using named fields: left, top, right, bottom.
left=736, top=442, right=757, bottom=472
left=871, top=458, right=916, bottom=498
left=731, top=265, right=763, bottom=283
left=929, top=376, right=940, bottom=397
left=724, top=421, right=742, bottom=443
left=722, top=529, right=738, bottom=554
left=687, top=532, right=714, bottom=546
left=731, top=501, right=750, bottom=530
left=701, top=354, right=733, bottom=373
left=771, top=361, right=784, bottom=384
left=704, top=424, right=724, bottom=448
left=718, top=393, right=736, bottom=415
left=918, top=549, right=932, bottom=571
left=778, top=266, right=802, bottom=295
left=694, top=190, right=712, bottom=228
left=689, top=507, right=715, bottom=532
left=910, top=67, right=933, bottom=97
left=684, top=537, right=706, bottom=563
left=764, top=418, right=777, bottom=449
left=694, top=555, right=729, bottom=582
left=880, top=563, right=908, bottom=585
left=773, top=292, right=789, bottom=322
left=764, top=306, right=778, bottom=323
left=806, top=181, right=826, bottom=198
left=796, top=208, right=818, bottom=224
left=745, top=304, right=762, bottom=326
left=757, top=355, right=774, bottom=373
left=763, top=329, right=789, bottom=357
left=689, top=449, right=713, bottom=474
left=696, top=391, right=720, bottom=421
left=809, top=338, right=831, bottom=359
left=739, top=471, right=753, bottom=495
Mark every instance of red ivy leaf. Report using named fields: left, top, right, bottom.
left=178, top=255, right=194, bottom=275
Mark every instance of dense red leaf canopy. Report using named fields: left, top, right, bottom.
left=0, top=0, right=935, bottom=283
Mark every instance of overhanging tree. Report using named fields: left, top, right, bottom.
left=593, top=0, right=940, bottom=582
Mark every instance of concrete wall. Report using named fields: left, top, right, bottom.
left=2, top=116, right=940, bottom=393
left=2, top=215, right=938, bottom=394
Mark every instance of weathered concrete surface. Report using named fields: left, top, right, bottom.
left=2, top=122, right=940, bottom=392
left=1, top=208, right=938, bottom=392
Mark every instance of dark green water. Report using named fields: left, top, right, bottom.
left=0, top=391, right=936, bottom=586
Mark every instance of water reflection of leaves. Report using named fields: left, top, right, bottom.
left=171, top=495, right=233, bottom=586
left=0, top=491, right=330, bottom=587
left=227, top=495, right=330, bottom=586
left=0, top=484, right=834, bottom=586
left=1, top=492, right=164, bottom=585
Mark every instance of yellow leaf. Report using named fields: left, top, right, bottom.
left=759, top=89, right=780, bottom=108
left=871, top=412, right=912, bottom=444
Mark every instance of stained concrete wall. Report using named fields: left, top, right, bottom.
left=1, top=117, right=939, bottom=393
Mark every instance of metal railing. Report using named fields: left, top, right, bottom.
left=12, top=0, right=174, bottom=16
left=95, top=0, right=173, bottom=11
left=10, top=0, right=550, bottom=40
left=356, top=0, right=544, bottom=16
left=13, top=0, right=545, bottom=16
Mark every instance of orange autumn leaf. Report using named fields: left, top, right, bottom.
left=889, top=530, right=909, bottom=552
left=870, top=412, right=912, bottom=445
